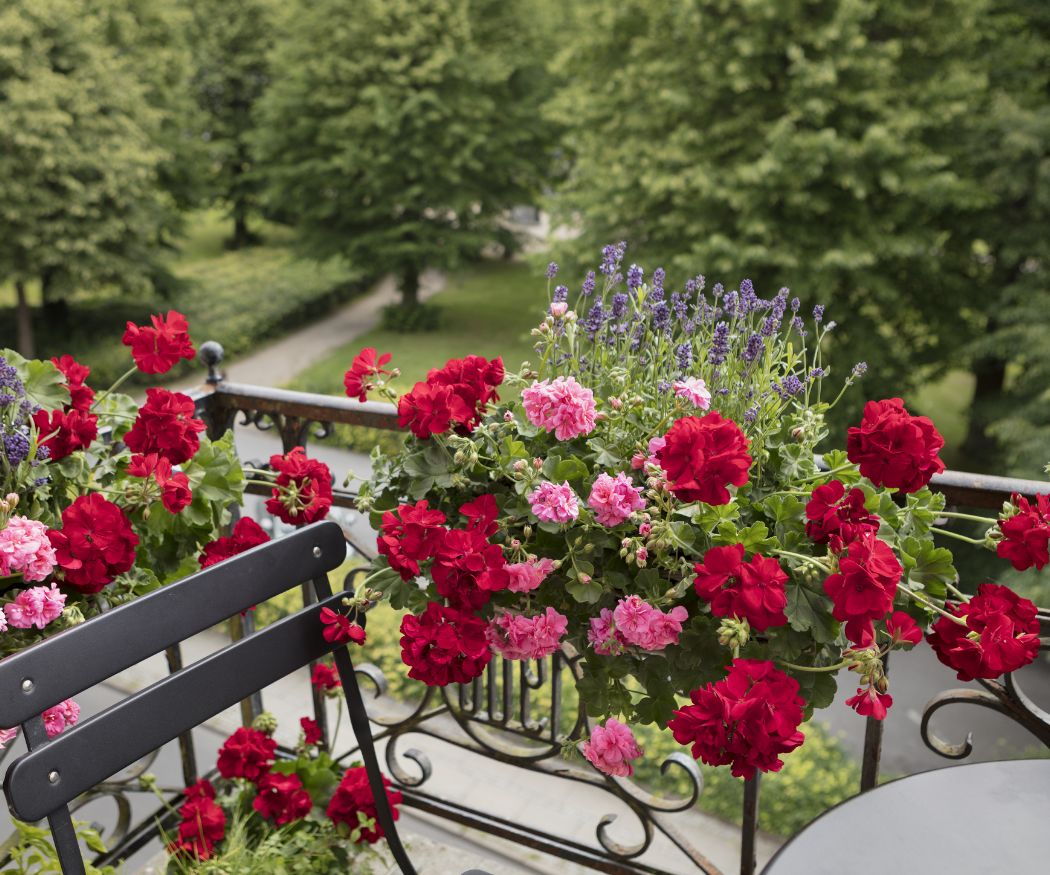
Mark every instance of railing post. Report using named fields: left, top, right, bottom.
left=860, top=652, right=888, bottom=791
left=741, top=774, right=761, bottom=875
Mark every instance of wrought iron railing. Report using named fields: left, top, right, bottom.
left=5, top=340, right=1049, bottom=875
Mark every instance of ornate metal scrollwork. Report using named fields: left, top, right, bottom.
left=922, top=623, right=1050, bottom=759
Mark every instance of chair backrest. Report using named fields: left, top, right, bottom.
left=0, top=520, right=417, bottom=875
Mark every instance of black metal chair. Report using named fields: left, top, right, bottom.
left=0, top=520, right=490, bottom=875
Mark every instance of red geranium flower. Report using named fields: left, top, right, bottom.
left=199, top=517, right=271, bottom=568
left=805, top=480, right=880, bottom=552
left=845, top=686, right=893, bottom=721
left=169, top=780, right=225, bottom=860
left=124, top=388, right=205, bottom=465
left=47, top=494, right=138, bottom=594
left=693, top=544, right=789, bottom=632
left=846, top=398, right=945, bottom=493
left=344, top=348, right=392, bottom=402
left=822, top=532, right=902, bottom=646
left=311, top=662, right=340, bottom=691
left=32, top=408, right=97, bottom=461
left=430, top=527, right=509, bottom=612
left=997, top=493, right=1050, bottom=571
left=885, top=611, right=923, bottom=646
left=376, top=500, right=447, bottom=581
left=51, top=355, right=94, bottom=411
left=396, top=381, right=475, bottom=439
left=396, top=355, right=503, bottom=438
left=216, top=726, right=276, bottom=782
left=320, top=607, right=366, bottom=645
left=656, top=413, right=752, bottom=505
left=122, top=310, right=196, bottom=375
left=668, top=658, right=806, bottom=779
left=128, top=452, right=192, bottom=513
left=252, top=771, right=313, bottom=825
left=264, top=446, right=332, bottom=525
left=927, top=583, right=1040, bottom=681
left=460, top=493, right=499, bottom=537
left=399, top=602, right=491, bottom=687
left=327, top=766, right=402, bottom=844
left=300, top=716, right=322, bottom=746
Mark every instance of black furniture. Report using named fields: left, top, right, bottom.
left=762, top=758, right=1050, bottom=875
left=0, top=520, right=489, bottom=875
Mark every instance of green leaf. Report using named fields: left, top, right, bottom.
left=3, top=350, right=67, bottom=410
left=785, top=581, right=839, bottom=644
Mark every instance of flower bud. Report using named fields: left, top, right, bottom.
left=578, top=573, right=592, bottom=584
left=504, top=411, right=515, bottom=422
left=510, top=538, right=522, bottom=549
left=252, top=711, right=279, bottom=735
left=791, top=426, right=805, bottom=441
left=639, top=522, right=652, bottom=536
left=609, top=396, right=622, bottom=410
left=4, top=493, right=18, bottom=509
left=635, top=547, right=648, bottom=567
left=717, top=617, right=751, bottom=650
left=523, top=525, right=533, bottom=539
left=513, top=459, right=527, bottom=472
left=550, top=302, right=568, bottom=318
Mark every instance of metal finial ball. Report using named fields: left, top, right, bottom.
left=199, top=340, right=224, bottom=367
left=198, top=341, right=225, bottom=384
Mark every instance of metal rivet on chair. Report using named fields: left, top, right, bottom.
left=313, top=546, right=322, bottom=558
left=48, top=770, right=59, bottom=784
left=21, top=679, right=33, bottom=692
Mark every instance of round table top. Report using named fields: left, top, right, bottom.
left=763, top=759, right=1050, bottom=875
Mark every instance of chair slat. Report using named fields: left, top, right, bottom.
left=4, top=588, right=355, bottom=823
left=0, top=521, right=345, bottom=727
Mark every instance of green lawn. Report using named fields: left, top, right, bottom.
left=0, top=210, right=369, bottom=387
left=291, top=261, right=548, bottom=396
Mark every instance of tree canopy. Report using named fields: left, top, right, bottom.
left=549, top=0, right=989, bottom=411
left=0, top=0, right=174, bottom=354
left=255, top=0, right=553, bottom=304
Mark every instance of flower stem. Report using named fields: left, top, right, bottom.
left=899, top=584, right=967, bottom=625
left=936, top=510, right=997, bottom=525
left=931, top=526, right=986, bottom=546
left=773, top=550, right=831, bottom=572
left=777, top=658, right=850, bottom=673
left=92, top=365, right=138, bottom=410
left=796, top=464, right=853, bottom=484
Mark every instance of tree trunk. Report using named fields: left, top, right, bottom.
left=15, top=280, right=34, bottom=359
left=400, top=265, right=421, bottom=308
left=230, top=208, right=252, bottom=250
left=961, top=353, right=1007, bottom=469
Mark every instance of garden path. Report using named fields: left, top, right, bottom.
left=170, top=269, right=446, bottom=391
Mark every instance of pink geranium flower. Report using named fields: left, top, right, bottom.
left=582, top=718, right=644, bottom=777
left=521, top=377, right=598, bottom=440
left=673, top=377, right=712, bottom=409
left=587, top=472, right=646, bottom=527
left=588, top=608, right=623, bottom=655
left=506, top=557, right=557, bottom=593
left=612, top=595, right=689, bottom=651
left=4, top=583, right=66, bottom=630
left=0, top=516, right=57, bottom=582
left=528, top=481, right=579, bottom=523
left=487, top=608, right=568, bottom=661
left=42, top=699, right=80, bottom=738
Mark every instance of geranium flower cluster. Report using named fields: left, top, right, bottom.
left=169, top=717, right=401, bottom=862
left=397, top=355, right=504, bottom=439
left=0, top=310, right=250, bottom=663
left=356, top=247, right=1050, bottom=785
